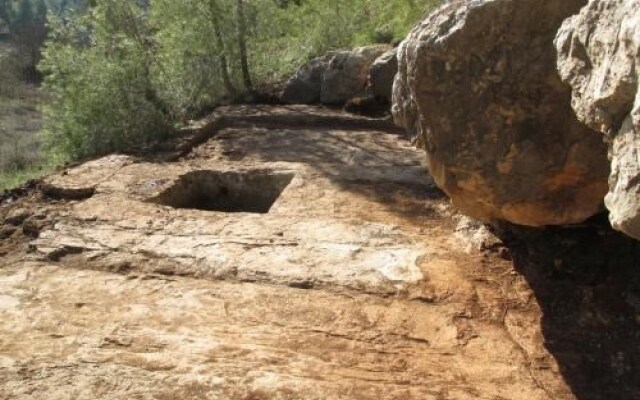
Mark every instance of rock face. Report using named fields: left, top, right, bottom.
left=391, top=45, right=419, bottom=140
left=393, top=0, right=610, bottom=226
left=282, top=46, right=391, bottom=106
left=368, top=48, right=398, bottom=101
left=556, top=0, right=640, bottom=239
left=320, top=45, right=390, bottom=105
left=280, top=54, right=332, bottom=104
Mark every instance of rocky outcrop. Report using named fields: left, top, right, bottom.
left=392, top=0, right=610, bottom=226
left=282, top=46, right=390, bottom=106
left=321, top=45, right=390, bottom=105
left=368, top=48, right=398, bottom=101
left=280, top=54, right=333, bottom=104
left=556, top=0, right=640, bottom=240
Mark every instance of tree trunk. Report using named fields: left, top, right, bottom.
left=0, top=1, right=10, bottom=31
left=209, top=1, right=236, bottom=96
left=235, top=0, right=252, bottom=92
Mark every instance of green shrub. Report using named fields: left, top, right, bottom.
left=40, top=2, right=173, bottom=161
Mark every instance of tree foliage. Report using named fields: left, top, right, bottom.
left=40, top=0, right=172, bottom=160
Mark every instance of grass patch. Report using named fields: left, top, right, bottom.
left=0, top=165, right=52, bottom=191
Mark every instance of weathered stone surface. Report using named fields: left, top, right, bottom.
left=369, top=48, right=398, bottom=100
left=41, top=155, right=132, bottom=200
left=32, top=107, right=430, bottom=295
left=391, top=45, right=420, bottom=140
left=0, top=105, right=576, bottom=399
left=393, top=0, right=610, bottom=226
left=282, top=46, right=391, bottom=106
left=320, top=45, right=389, bottom=105
left=3, top=105, right=640, bottom=399
left=556, top=0, right=640, bottom=239
left=280, top=54, right=332, bottom=104
left=606, top=118, right=640, bottom=238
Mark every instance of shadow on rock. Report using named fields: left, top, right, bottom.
left=201, top=105, right=445, bottom=225
left=495, top=215, right=640, bottom=400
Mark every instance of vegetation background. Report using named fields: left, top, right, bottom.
left=0, top=0, right=438, bottom=191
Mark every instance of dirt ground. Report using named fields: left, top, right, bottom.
left=1, top=105, right=639, bottom=400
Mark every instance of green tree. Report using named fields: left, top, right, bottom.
left=40, top=0, right=172, bottom=160
left=10, top=0, right=48, bottom=80
left=40, top=0, right=438, bottom=161
left=235, top=0, right=252, bottom=91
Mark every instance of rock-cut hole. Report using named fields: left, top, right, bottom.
left=152, top=170, right=295, bottom=214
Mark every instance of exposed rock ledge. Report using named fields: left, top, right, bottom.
left=392, top=0, right=610, bottom=227
left=556, top=0, right=640, bottom=240
left=1, top=105, right=578, bottom=399
left=3, top=107, right=640, bottom=400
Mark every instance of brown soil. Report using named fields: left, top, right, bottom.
left=0, top=105, right=638, bottom=400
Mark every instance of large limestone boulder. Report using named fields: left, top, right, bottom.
left=281, top=54, right=333, bottom=104
left=368, top=48, right=398, bottom=101
left=556, top=0, right=640, bottom=240
left=320, top=45, right=389, bottom=105
left=393, top=0, right=610, bottom=226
